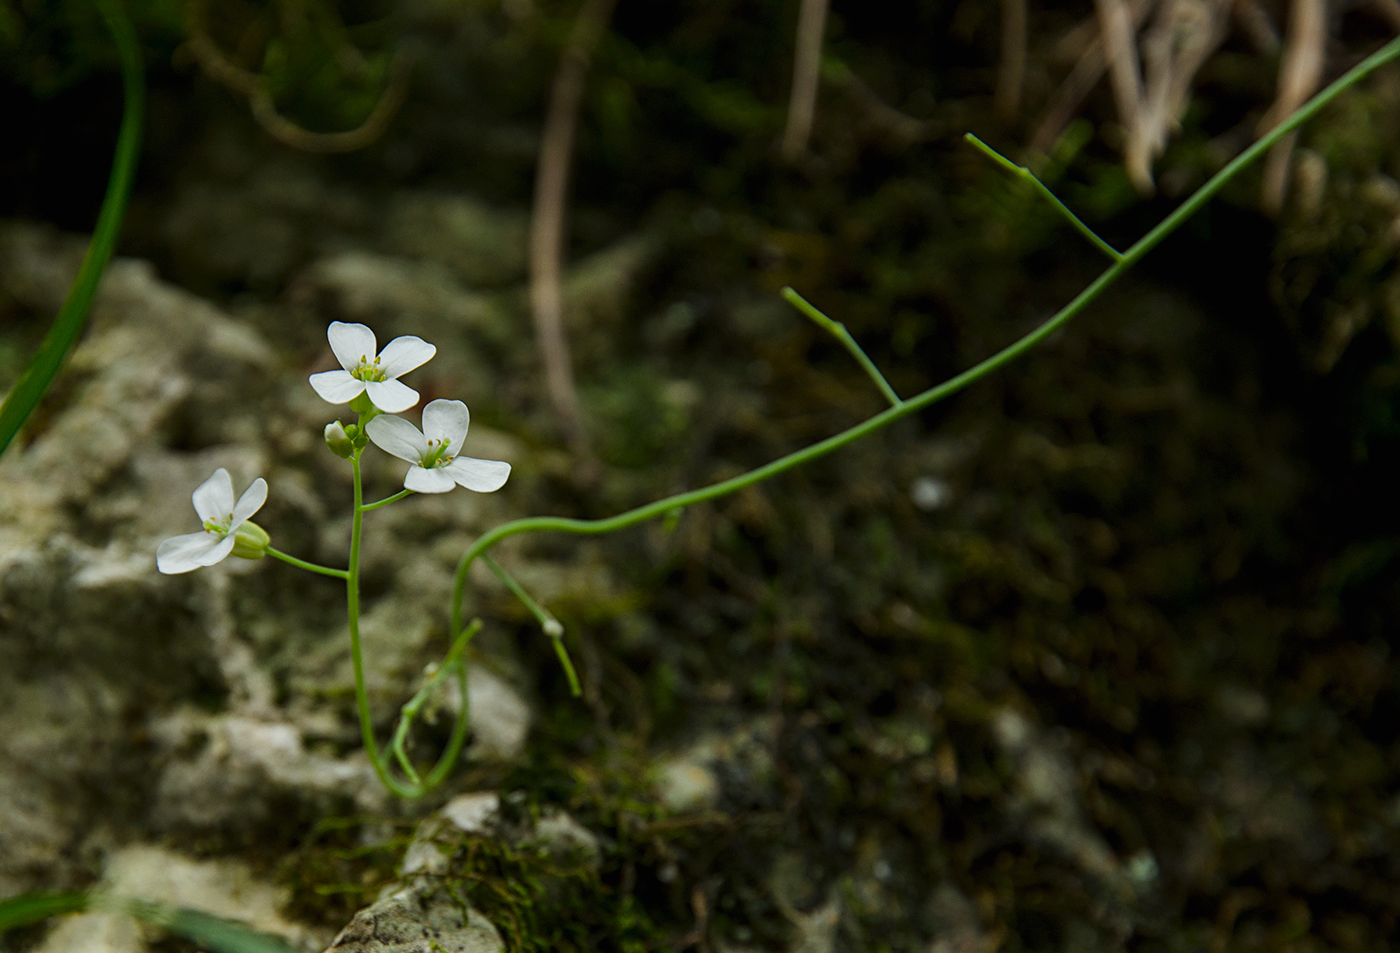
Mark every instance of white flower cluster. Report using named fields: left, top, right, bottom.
left=158, top=322, right=510, bottom=574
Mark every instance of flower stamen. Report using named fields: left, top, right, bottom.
left=350, top=361, right=389, bottom=383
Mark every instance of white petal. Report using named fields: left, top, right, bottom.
left=377, top=336, right=437, bottom=379
left=310, top=370, right=366, bottom=404
left=422, top=399, right=470, bottom=452
left=366, top=415, right=429, bottom=463
left=404, top=465, right=457, bottom=493
left=198, top=534, right=238, bottom=567
left=230, top=477, right=268, bottom=528
left=192, top=469, right=235, bottom=522
left=157, top=531, right=224, bottom=574
left=444, top=456, right=511, bottom=493
left=364, top=378, right=419, bottom=413
left=327, top=321, right=376, bottom=372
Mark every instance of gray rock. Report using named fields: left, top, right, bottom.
left=331, top=794, right=602, bottom=953
left=992, top=708, right=1146, bottom=940
left=324, top=886, right=503, bottom=953
left=0, top=223, right=536, bottom=894
left=371, top=791, right=603, bottom=951
left=150, top=712, right=390, bottom=832
left=384, top=193, right=529, bottom=287
left=655, top=760, right=721, bottom=813
left=401, top=791, right=599, bottom=879
left=652, top=716, right=779, bottom=814
left=401, top=793, right=502, bottom=877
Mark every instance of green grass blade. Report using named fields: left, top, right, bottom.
left=0, top=0, right=144, bottom=458
left=0, top=891, right=89, bottom=931
left=126, top=901, right=300, bottom=953
left=0, top=891, right=297, bottom=953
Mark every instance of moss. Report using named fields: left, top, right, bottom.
left=279, top=817, right=414, bottom=929
left=424, top=835, right=659, bottom=953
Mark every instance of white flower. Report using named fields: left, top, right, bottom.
left=365, top=399, right=511, bottom=494
left=157, top=469, right=268, bottom=574
left=309, top=321, right=436, bottom=413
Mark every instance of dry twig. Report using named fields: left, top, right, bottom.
left=1094, top=0, right=1151, bottom=189
left=1259, top=0, right=1327, bottom=213
left=1032, top=0, right=1156, bottom=155
left=184, top=0, right=409, bottom=154
left=781, top=0, right=832, bottom=161
left=1234, top=0, right=1282, bottom=55
left=996, top=0, right=1029, bottom=121
left=530, top=0, right=620, bottom=463
left=825, top=61, right=936, bottom=146
left=1134, top=0, right=1233, bottom=189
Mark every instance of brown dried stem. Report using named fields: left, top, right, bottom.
left=1094, top=0, right=1151, bottom=189
left=530, top=0, right=619, bottom=463
left=1032, top=0, right=1156, bottom=156
left=1135, top=0, right=1233, bottom=190
left=824, top=60, right=935, bottom=146
left=184, top=0, right=409, bottom=154
left=1259, top=0, right=1326, bottom=213
left=996, top=0, right=1028, bottom=121
left=781, top=0, right=832, bottom=161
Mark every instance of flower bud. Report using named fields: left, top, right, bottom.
left=324, top=421, right=354, bottom=458
left=230, top=521, right=270, bottom=560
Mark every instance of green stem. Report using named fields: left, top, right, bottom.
left=549, top=636, right=582, bottom=698
left=362, top=489, right=413, bottom=511
left=450, top=35, right=1400, bottom=644
left=265, top=547, right=348, bottom=579
left=347, top=454, right=413, bottom=797
left=344, top=451, right=478, bottom=799
left=0, top=0, right=144, bottom=458
left=963, top=132, right=1125, bottom=262
left=781, top=287, right=902, bottom=407
left=482, top=554, right=581, bottom=697
left=482, top=554, right=562, bottom=634
left=388, top=619, right=482, bottom=787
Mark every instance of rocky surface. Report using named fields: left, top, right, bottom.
left=6, top=7, right=1400, bottom=949
left=0, top=223, right=543, bottom=943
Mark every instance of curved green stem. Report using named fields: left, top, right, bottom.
left=265, top=547, right=347, bottom=579
left=362, top=489, right=413, bottom=511
left=389, top=619, right=482, bottom=787
left=0, top=0, right=144, bottom=458
left=450, top=35, right=1400, bottom=643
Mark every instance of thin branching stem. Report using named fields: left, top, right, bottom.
left=964, top=133, right=1125, bottom=260
left=343, top=449, right=480, bottom=798
left=482, top=554, right=582, bottom=697
left=388, top=619, right=483, bottom=789
left=482, top=554, right=562, bottom=633
left=265, top=548, right=347, bottom=579
left=448, top=35, right=1400, bottom=661
left=782, top=287, right=902, bottom=407
left=362, top=489, right=413, bottom=512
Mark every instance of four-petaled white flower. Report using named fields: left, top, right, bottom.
left=365, top=399, right=511, bottom=494
left=309, top=321, right=436, bottom=413
left=157, top=468, right=268, bottom=574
